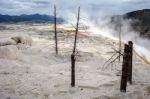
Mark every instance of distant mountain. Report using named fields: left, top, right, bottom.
left=0, top=14, right=64, bottom=23
left=111, top=9, right=150, bottom=38
left=125, top=9, right=150, bottom=38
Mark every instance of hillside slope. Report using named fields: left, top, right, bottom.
left=125, top=9, right=150, bottom=38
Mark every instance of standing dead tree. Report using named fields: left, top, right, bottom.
left=120, top=44, right=130, bottom=92
left=54, top=5, right=58, bottom=55
left=102, top=21, right=123, bottom=70
left=118, top=22, right=122, bottom=62
left=128, top=41, right=133, bottom=84
left=71, top=7, right=80, bottom=87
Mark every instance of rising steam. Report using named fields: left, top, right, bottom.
left=51, top=0, right=150, bottom=63
left=79, top=14, right=150, bottom=63
left=63, top=10, right=150, bottom=63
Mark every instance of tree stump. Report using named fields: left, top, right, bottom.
left=71, top=54, right=75, bottom=87
left=120, top=44, right=130, bottom=92
left=128, top=41, right=133, bottom=84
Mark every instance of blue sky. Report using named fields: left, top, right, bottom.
left=0, top=0, right=150, bottom=16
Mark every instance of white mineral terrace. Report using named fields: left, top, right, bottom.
left=0, top=23, right=150, bottom=99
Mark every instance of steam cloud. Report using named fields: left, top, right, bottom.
left=79, top=14, right=150, bottom=63
left=52, top=1, right=150, bottom=62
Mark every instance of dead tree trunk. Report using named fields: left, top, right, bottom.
left=73, top=7, right=80, bottom=54
left=118, top=22, right=122, bottom=62
left=120, top=44, right=130, bottom=92
left=128, top=41, right=133, bottom=84
left=71, top=54, right=75, bottom=87
left=71, top=7, right=80, bottom=87
left=54, top=5, right=58, bottom=55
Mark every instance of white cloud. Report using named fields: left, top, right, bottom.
left=0, top=0, right=149, bottom=16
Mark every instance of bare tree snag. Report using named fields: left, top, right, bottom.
left=118, top=22, right=122, bottom=62
left=120, top=44, right=130, bottom=92
left=54, top=5, right=58, bottom=55
left=73, top=7, right=80, bottom=54
left=71, top=7, right=80, bottom=87
left=128, top=41, right=133, bottom=84
left=71, top=54, right=75, bottom=87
